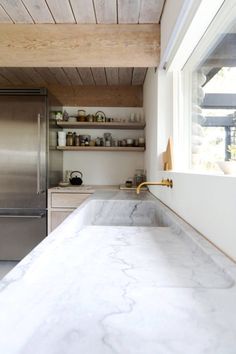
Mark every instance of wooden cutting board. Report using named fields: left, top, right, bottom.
left=163, top=137, right=173, bottom=170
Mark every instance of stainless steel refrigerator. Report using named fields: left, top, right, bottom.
left=0, top=88, right=62, bottom=260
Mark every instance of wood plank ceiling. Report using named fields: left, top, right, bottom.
left=0, top=67, right=148, bottom=86
left=0, top=0, right=164, bottom=88
left=0, top=0, right=165, bottom=24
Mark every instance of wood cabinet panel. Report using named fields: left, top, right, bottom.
left=51, top=193, right=91, bottom=208
left=50, top=210, right=73, bottom=231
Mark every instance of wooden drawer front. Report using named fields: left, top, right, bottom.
left=51, top=211, right=72, bottom=231
left=51, top=193, right=90, bottom=208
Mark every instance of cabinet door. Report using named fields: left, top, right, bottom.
left=50, top=210, right=72, bottom=232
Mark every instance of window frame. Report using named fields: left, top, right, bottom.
left=173, top=0, right=236, bottom=172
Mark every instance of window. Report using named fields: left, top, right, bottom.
left=181, top=1, right=236, bottom=173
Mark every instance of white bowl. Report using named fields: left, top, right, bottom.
left=217, top=161, right=236, bottom=175
left=58, top=181, right=70, bottom=187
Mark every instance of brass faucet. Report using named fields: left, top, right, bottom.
left=136, top=178, right=173, bottom=194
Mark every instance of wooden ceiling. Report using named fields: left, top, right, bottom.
left=0, top=0, right=165, bottom=24
left=0, top=1, right=163, bottom=82
left=0, top=67, right=147, bottom=86
left=0, top=1, right=163, bottom=106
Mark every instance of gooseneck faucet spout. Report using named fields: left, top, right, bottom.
left=136, top=179, right=173, bottom=194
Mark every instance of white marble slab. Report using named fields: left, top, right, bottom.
left=0, top=193, right=236, bottom=353
left=89, top=199, right=162, bottom=226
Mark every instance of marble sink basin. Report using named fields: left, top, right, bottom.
left=89, top=200, right=164, bottom=227
left=68, top=198, right=234, bottom=290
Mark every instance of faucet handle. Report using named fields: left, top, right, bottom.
left=161, top=178, right=173, bottom=188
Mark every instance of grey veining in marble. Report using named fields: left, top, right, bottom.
left=0, top=191, right=236, bottom=354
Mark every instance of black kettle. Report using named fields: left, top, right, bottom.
left=70, top=171, right=83, bottom=185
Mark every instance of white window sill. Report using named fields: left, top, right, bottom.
left=158, top=170, right=236, bottom=178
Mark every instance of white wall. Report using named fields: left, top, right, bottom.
left=143, top=0, right=236, bottom=261
left=62, top=107, right=144, bottom=185
left=157, top=172, right=236, bottom=261
left=143, top=68, right=158, bottom=181
left=144, top=68, right=173, bottom=179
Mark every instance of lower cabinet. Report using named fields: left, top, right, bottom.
left=50, top=210, right=73, bottom=231
left=48, top=191, right=92, bottom=233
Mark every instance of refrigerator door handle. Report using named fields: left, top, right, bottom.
left=37, top=113, right=42, bottom=195
left=0, top=213, right=45, bottom=219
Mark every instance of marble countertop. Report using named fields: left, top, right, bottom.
left=48, top=185, right=149, bottom=194
left=0, top=193, right=236, bottom=353
left=48, top=185, right=119, bottom=194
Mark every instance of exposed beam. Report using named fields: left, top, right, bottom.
left=0, top=84, right=143, bottom=107
left=0, top=24, right=160, bottom=67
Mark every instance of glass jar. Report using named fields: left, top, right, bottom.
left=105, top=139, right=111, bottom=147
left=73, top=132, right=76, bottom=145
left=95, top=137, right=100, bottom=146
left=75, top=135, right=80, bottom=146
left=112, top=138, right=118, bottom=147
left=66, top=132, right=74, bottom=146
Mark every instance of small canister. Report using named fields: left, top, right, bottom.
left=121, top=139, right=127, bottom=147
left=73, top=132, right=76, bottom=145
left=77, top=110, right=86, bottom=122
left=112, top=138, right=118, bottom=147
left=75, top=135, right=80, bottom=146
left=86, top=114, right=94, bottom=122
left=105, top=139, right=111, bottom=147
left=95, top=137, right=100, bottom=146
left=134, top=138, right=139, bottom=147
left=58, top=131, right=66, bottom=147
left=66, top=132, right=74, bottom=146
left=138, top=137, right=145, bottom=147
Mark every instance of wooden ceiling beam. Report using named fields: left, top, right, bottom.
left=0, top=24, right=160, bottom=67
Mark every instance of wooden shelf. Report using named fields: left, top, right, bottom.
left=57, top=146, right=145, bottom=152
left=56, top=121, right=145, bottom=130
